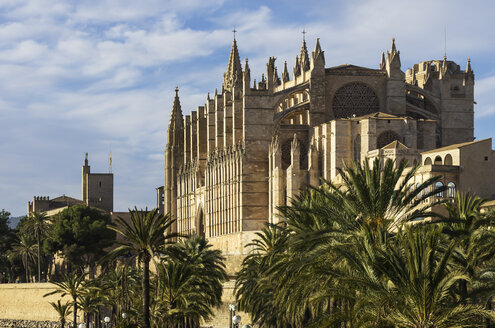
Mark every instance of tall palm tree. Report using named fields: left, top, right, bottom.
left=23, top=211, right=49, bottom=282
left=12, top=234, right=37, bottom=282
left=44, top=270, right=88, bottom=326
left=104, top=207, right=177, bottom=328
left=157, top=236, right=228, bottom=327
left=50, top=300, right=72, bottom=328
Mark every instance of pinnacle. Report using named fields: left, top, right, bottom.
left=169, top=87, right=183, bottom=130
left=300, top=39, right=310, bottom=71
left=223, top=38, right=243, bottom=91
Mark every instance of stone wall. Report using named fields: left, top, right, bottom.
left=0, top=283, right=72, bottom=322
left=0, top=319, right=59, bottom=328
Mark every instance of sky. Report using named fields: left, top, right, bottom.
left=1, top=0, right=495, bottom=217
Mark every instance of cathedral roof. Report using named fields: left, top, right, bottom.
left=381, top=140, right=409, bottom=150
left=422, top=138, right=491, bottom=154
left=326, top=64, right=384, bottom=76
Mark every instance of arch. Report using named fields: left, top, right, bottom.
left=435, top=181, right=444, bottom=197
left=377, top=130, right=400, bottom=149
left=444, top=154, right=453, bottom=165
left=275, top=89, right=310, bottom=113
left=332, top=82, right=379, bottom=118
left=447, top=182, right=456, bottom=198
left=434, top=156, right=442, bottom=165
left=195, top=206, right=205, bottom=238
left=424, top=157, right=432, bottom=165
left=353, top=134, right=361, bottom=164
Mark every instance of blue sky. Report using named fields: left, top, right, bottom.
left=1, top=0, right=495, bottom=217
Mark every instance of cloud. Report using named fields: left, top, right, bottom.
left=1, top=0, right=495, bottom=216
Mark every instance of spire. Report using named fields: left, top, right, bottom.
left=379, top=52, right=386, bottom=70
left=223, top=38, right=243, bottom=91
left=293, top=55, right=301, bottom=77
left=466, top=57, right=472, bottom=73
left=314, top=38, right=322, bottom=55
left=299, top=39, right=310, bottom=72
left=310, top=37, right=325, bottom=70
left=282, top=61, right=290, bottom=82
left=391, top=38, right=397, bottom=53
left=386, top=38, right=401, bottom=73
left=169, top=87, right=183, bottom=129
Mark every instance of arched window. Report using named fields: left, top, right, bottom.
left=444, top=154, right=453, bottom=165
left=424, top=157, right=432, bottom=165
left=416, top=183, right=422, bottom=199
left=377, top=130, right=400, bottom=149
left=447, top=182, right=456, bottom=198
left=435, top=182, right=444, bottom=197
left=434, top=156, right=442, bottom=165
left=332, top=82, right=379, bottom=118
left=353, top=134, right=361, bottom=164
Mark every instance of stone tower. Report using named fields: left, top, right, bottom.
left=82, top=153, right=113, bottom=212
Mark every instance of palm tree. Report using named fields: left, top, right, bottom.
left=157, top=236, right=228, bottom=327
left=12, top=234, right=37, bottom=282
left=104, top=207, right=177, bottom=328
left=44, top=270, right=88, bottom=326
left=352, top=225, right=495, bottom=327
left=50, top=300, right=72, bottom=328
left=22, top=211, right=49, bottom=282
left=443, top=192, right=495, bottom=306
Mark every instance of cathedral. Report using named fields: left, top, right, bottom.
left=161, top=36, right=494, bottom=273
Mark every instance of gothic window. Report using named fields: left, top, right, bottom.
left=332, top=83, right=379, bottom=118
left=377, top=130, right=400, bottom=149
left=281, top=138, right=308, bottom=169
left=353, top=134, right=361, bottom=164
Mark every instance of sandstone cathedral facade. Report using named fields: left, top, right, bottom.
left=161, top=37, right=492, bottom=273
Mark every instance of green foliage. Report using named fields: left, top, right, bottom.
left=44, top=205, right=116, bottom=269
left=104, top=207, right=176, bottom=328
left=22, top=211, right=49, bottom=282
left=49, top=300, right=72, bottom=328
left=152, top=236, right=228, bottom=327
left=44, top=270, right=88, bottom=326
left=235, top=158, right=495, bottom=328
left=0, top=209, right=16, bottom=282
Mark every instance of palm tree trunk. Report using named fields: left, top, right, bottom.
left=24, top=256, right=28, bottom=283
left=37, top=233, right=41, bottom=283
left=73, top=295, right=78, bottom=327
left=143, top=257, right=151, bottom=328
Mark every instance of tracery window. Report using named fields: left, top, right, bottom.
left=281, top=138, right=308, bottom=169
left=332, top=83, right=379, bottom=118
left=377, top=130, right=400, bottom=149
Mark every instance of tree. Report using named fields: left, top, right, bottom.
left=50, top=300, right=72, bottom=328
left=11, top=234, right=37, bottom=282
left=156, top=236, right=228, bottom=327
left=0, top=210, right=16, bottom=282
left=235, top=158, right=463, bottom=327
left=104, top=207, right=177, bottom=328
left=22, top=211, right=49, bottom=282
left=44, top=205, right=116, bottom=274
left=44, top=270, right=88, bottom=327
